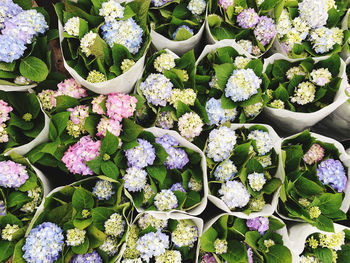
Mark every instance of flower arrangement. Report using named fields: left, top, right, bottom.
left=206, top=0, right=277, bottom=56
left=120, top=213, right=202, bottom=263
left=274, top=0, right=350, bottom=57
left=200, top=214, right=292, bottom=263
left=0, top=154, right=47, bottom=262
left=55, top=0, right=151, bottom=90
left=195, top=44, right=267, bottom=124
left=204, top=124, right=282, bottom=215
left=136, top=49, right=206, bottom=142
left=278, top=130, right=349, bottom=232
left=149, top=0, right=207, bottom=41
left=0, top=0, right=51, bottom=86
left=17, top=177, right=131, bottom=263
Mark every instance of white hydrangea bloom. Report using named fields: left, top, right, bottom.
left=187, top=0, right=206, bottom=15
left=286, top=66, right=306, bottom=80
left=154, top=53, right=176, bottom=73
left=310, top=68, right=332, bottom=86
left=276, top=9, right=292, bottom=38
left=206, top=126, right=237, bottom=162
left=292, top=17, right=310, bottom=40
left=219, top=181, right=250, bottom=209
left=169, top=89, right=196, bottom=109
left=243, top=102, right=263, bottom=118
left=80, top=31, right=97, bottom=56
left=298, top=0, right=328, bottom=29
left=214, top=160, right=238, bottom=181
left=64, top=17, right=80, bottom=37
left=124, top=167, right=147, bottom=192
left=66, top=228, right=86, bottom=246
left=234, top=56, right=251, bottom=69
left=248, top=172, right=266, bottom=191
left=104, top=213, right=125, bottom=237
left=171, top=220, right=198, bottom=247
left=154, top=189, right=178, bottom=211
left=99, top=0, right=125, bottom=22
left=290, top=81, right=316, bottom=105
left=247, top=130, right=273, bottom=155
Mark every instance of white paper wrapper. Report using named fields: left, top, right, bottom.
left=289, top=223, right=350, bottom=263
left=124, top=127, right=208, bottom=216
left=340, top=9, right=350, bottom=60
left=118, top=212, right=203, bottom=263
left=206, top=123, right=284, bottom=219
left=262, top=53, right=348, bottom=133
left=0, top=84, right=37, bottom=92
left=58, top=19, right=147, bottom=95
left=202, top=213, right=296, bottom=262
left=277, top=132, right=350, bottom=222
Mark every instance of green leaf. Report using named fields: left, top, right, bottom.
left=268, top=217, right=285, bottom=231
left=174, top=28, right=194, bottom=41
left=314, top=247, right=332, bottom=263
left=246, top=59, right=263, bottom=77
left=246, top=159, right=264, bottom=174
left=338, top=245, right=350, bottom=263
left=294, top=176, right=324, bottom=197
left=7, top=191, right=31, bottom=208
left=120, top=118, right=143, bottom=142
left=91, top=207, right=114, bottom=231
left=87, top=224, right=106, bottom=248
left=176, top=101, right=191, bottom=118
left=19, top=56, right=49, bottom=82
left=147, top=165, right=166, bottom=186
left=245, top=231, right=261, bottom=249
left=86, top=156, right=102, bottom=174
left=55, top=95, right=80, bottom=112
left=184, top=191, right=201, bottom=208
left=12, top=238, right=25, bottom=263
left=265, top=245, right=292, bottom=263
left=89, top=35, right=111, bottom=65
left=221, top=95, right=237, bottom=109
left=13, top=0, right=31, bottom=9
left=73, top=217, right=93, bottom=230
left=0, top=62, right=16, bottom=72
left=315, top=215, right=334, bottom=232
left=0, top=240, right=14, bottom=262
left=208, top=14, right=222, bottom=27
left=18, top=170, right=37, bottom=192
left=72, top=237, right=89, bottom=255
left=273, top=85, right=289, bottom=101
left=78, top=18, right=89, bottom=39
left=46, top=203, right=73, bottom=226
left=214, top=63, right=235, bottom=91
left=72, top=187, right=95, bottom=211
left=316, top=193, right=342, bottom=215
left=272, top=60, right=291, bottom=79
left=222, top=240, right=248, bottom=262
left=260, top=0, right=280, bottom=10
left=101, top=161, right=120, bottom=180
left=200, top=227, right=218, bottom=252
left=101, top=131, right=119, bottom=155
left=262, top=178, right=282, bottom=195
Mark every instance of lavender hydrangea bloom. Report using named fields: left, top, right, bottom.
left=170, top=182, right=186, bottom=192
left=125, top=139, right=156, bottom=168
left=70, top=250, right=103, bottom=263
left=237, top=8, right=259, bottom=29
left=0, top=160, right=29, bottom=188
left=201, top=253, right=218, bottom=263
left=254, top=16, right=276, bottom=46
left=156, top=134, right=179, bottom=149
left=23, top=222, right=64, bottom=263
left=0, top=35, right=26, bottom=63
left=317, top=159, right=347, bottom=192
left=0, top=200, right=5, bottom=216
left=0, top=0, right=22, bottom=29
left=136, top=230, right=170, bottom=261
left=164, top=147, right=189, bottom=169
left=246, top=217, right=269, bottom=235
left=206, top=98, right=237, bottom=125
left=139, top=73, right=173, bottom=106
left=152, top=0, right=174, bottom=7
left=172, top=25, right=194, bottom=40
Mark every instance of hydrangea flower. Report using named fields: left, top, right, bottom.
left=298, top=0, right=328, bottom=29
left=140, top=73, right=173, bottom=106
left=99, top=236, right=119, bottom=256
left=249, top=196, right=266, bottom=211
left=237, top=39, right=253, bottom=54
left=187, top=0, right=206, bottom=15
left=188, top=177, right=203, bottom=192
left=248, top=172, right=266, bottom=191
left=218, top=180, right=250, bottom=209
left=309, top=27, right=344, bottom=54
left=286, top=66, right=305, bottom=80
left=206, top=98, right=237, bottom=125
left=92, top=95, right=106, bottom=115
left=99, top=0, right=124, bottom=22
left=172, top=25, right=194, bottom=40
left=317, top=159, right=347, bottom=192
left=219, top=0, right=234, bottom=10
left=246, top=216, right=269, bottom=235
left=0, top=200, right=5, bottom=216
left=155, top=250, right=182, bottom=263
left=155, top=134, right=179, bottom=148
left=101, top=18, right=143, bottom=54
left=155, top=111, right=175, bottom=129
left=163, top=145, right=189, bottom=170
left=0, top=160, right=28, bottom=188
left=70, top=250, right=103, bottom=263
left=23, top=222, right=64, bottom=263
left=56, top=78, right=87, bottom=99
left=319, top=231, right=345, bottom=251
left=169, top=89, right=196, bottom=109
left=214, top=160, right=238, bottom=181
left=270, top=99, right=285, bottom=109
left=80, top=31, right=97, bottom=56
left=1, top=224, right=19, bottom=241
left=214, top=239, right=228, bottom=254
left=303, top=144, right=325, bottom=165
left=154, top=189, right=178, bottom=211
left=0, top=99, right=13, bottom=123
left=247, top=130, right=273, bottom=155
left=243, top=102, right=263, bottom=118
left=96, top=117, right=122, bottom=138
left=256, top=155, right=272, bottom=168
left=154, top=53, right=176, bottom=73
left=201, top=253, right=218, bottom=263
left=138, top=214, right=168, bottom=230
left=124, top=167, right=147, bottom=192
left=290, top=81, right=316, bottom=105
left=276, top=9, right=292, bottom=38
left=125, top=139, right=156, bottom=168
left=136, top=230, right=170, bottom=261
left=67, top=105, right=89, bottom=137
left=66, top=228, right=86, bottom=246
left=171, top=220, right=198, bottom=248
left=38, top=90, right=56, bottom=110
left=64, top=17, right=80, bottom=37
left=206, top=126, right=237, bottom=162
left=225, top=69, right=262, bottom=102
left=86, top=70, right=107, bottom=83
left=92, top=180, right=115, bottom=200
left=62, top=135, right=101, bottom=175
left=178, top=112, right=203, bottom=141
left=0, top=35, right=26, bottom=63
left=237, top=8, right=259, bottom=29
left=0, top=123, right=9, bottom=143
left=310, top=68, right=332, bottom=86
left=106, top=93, right=137, bottom=121
left=14, top=75, right=31, bottom=85
left=254, top=16, right=276, bottom=46
left=121, top=58, right=135, bottom=73
left=105, top=213, right=125, bottom=237
left=234, top=56, right=251, bottom=69
left=170, top=182, right=186, bottom=192
left=0, top=0, right=22, bottom=29
left=151, top=0, right=174, bottom=7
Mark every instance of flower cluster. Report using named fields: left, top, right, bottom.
left=178, top=112, right=203, bottom=141
left=125, top=138, right=156, bottom=168
left=70, top=250, right=103, bottom=263
left=317, top=159, right=347, bottom=192
left=247, top=130, right=273, bottom=155
left=0, top=100, right=13, bottom=143
left=246, top=216, right=269, bottom=235
left=219, top=180, right=250, bottom=209
left=206, top=98, right=237, bottom=125
left=140, top=73, right=173, bottom=106
left=92, top=180, right=115, bottom=200
left=0, top=160, right=28, bottom=188
left=206, top=126, right=237, bottom=162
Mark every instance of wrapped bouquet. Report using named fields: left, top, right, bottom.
left=149, top=0, right=207, bottom=55
left=206, top=0, right=277, bottom=57
left=200, top=214, right=293, bottom=263
left=0, top=154, right=50, bottom=262
left=55, top=0, right=151, bottom=94
left=204, top=124, right=282, bottom=217
left=278, top=130, right=350, bottom=232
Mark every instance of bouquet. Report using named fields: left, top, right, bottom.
left=274, top=0, right=350, bottom=58
left=0, top=154, right=49, bottom=262
left=119, top=127, right=207, bottom=215
left=263, top=53, right=348, bottom=133
left=55, top=0, right=151, bottom=93
left=195, top=42, right=268, bottom=125
left=0, top=0, right=52, bottom=89
left=289, top=223, right=350, bottom=263
left=200, top=214, right=293, bottom=263
left=28, top=78, right=140, bottom=177
left=204, top=124, right=282, bottom=216
left=278, top=130, right=350, bottom=232
left=136, top=49, right=207, bottom=142
left=0, top=90, right=49, bottom=155
left=206, top=0, right=277, bottom=57
left=149, top=0, right=207, bottom=55
left=120, top=212, right=203, bottom=263
left=16, top=177, right=131, bottom=263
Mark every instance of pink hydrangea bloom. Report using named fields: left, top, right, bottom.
left=96, top=117, right=122, bottom=138
left=106, top=93, right=137, bottom=121
left=0, top=160, right=29, bottom=188
left=56, top=78, right=88, bottom=99
left=92, top=95, right=106, bottom=115
left=303, top=144, right=325, bottom=165
left=0, top=99, right=13, bottom=124
left=219, top=0, right=234, bottom=10
left=62, top=135, right=101, bottom=175
left=67, top=105, right=89, bottom=125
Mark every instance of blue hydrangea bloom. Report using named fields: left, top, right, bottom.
left=172, top=25, right=194, bottom=40
left=0, top=35, right=26, bottom=63
left=70, top=250, right=103, bottom=263
left=151, top=0, right=174, bottom=7
left=156, top=134, right=179, bottom=149
left=206, top=98, right=237, bottom=125
left=0, top=0, right=22, bottom=29
left=125, top=139, right=156, bottom=168
left=23, top=222, right=64, bottom=263
left=170, top=182, right=186, bottom=192
left=317, top=159, right=347, bottom=192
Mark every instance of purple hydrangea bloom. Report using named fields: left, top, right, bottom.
left=151, top=0, right=174, bottom=7
left=172, top=25, right=194, bottom=40
left=125, top=139, right=156, bottom=168
left=70, top=250, right=103, bottom=263
left=0, top=160, right=29, bottom=188
left=254, top=16, right=276, bottom=46
left=23, top=222, right=64, bottom=263
left=246, top=217, right=269, bottom=235
left=237, top=8, right=259, bottom=29
left=0, top=200, right=5, bottom=216
left=164, top=147, right=189, bottom=169
left=317, top=159, right=347, bottom=192
left=0, top=0, right=23, bottom=29
left=170, top=182, right=186, bottom=192
left=0, top=35, right=26, bottom=63
left=247, top=247, right=253, bottom=263
left=156, top=134, right=179, bottom=149
left=201, top=253, right=217, bottom=263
